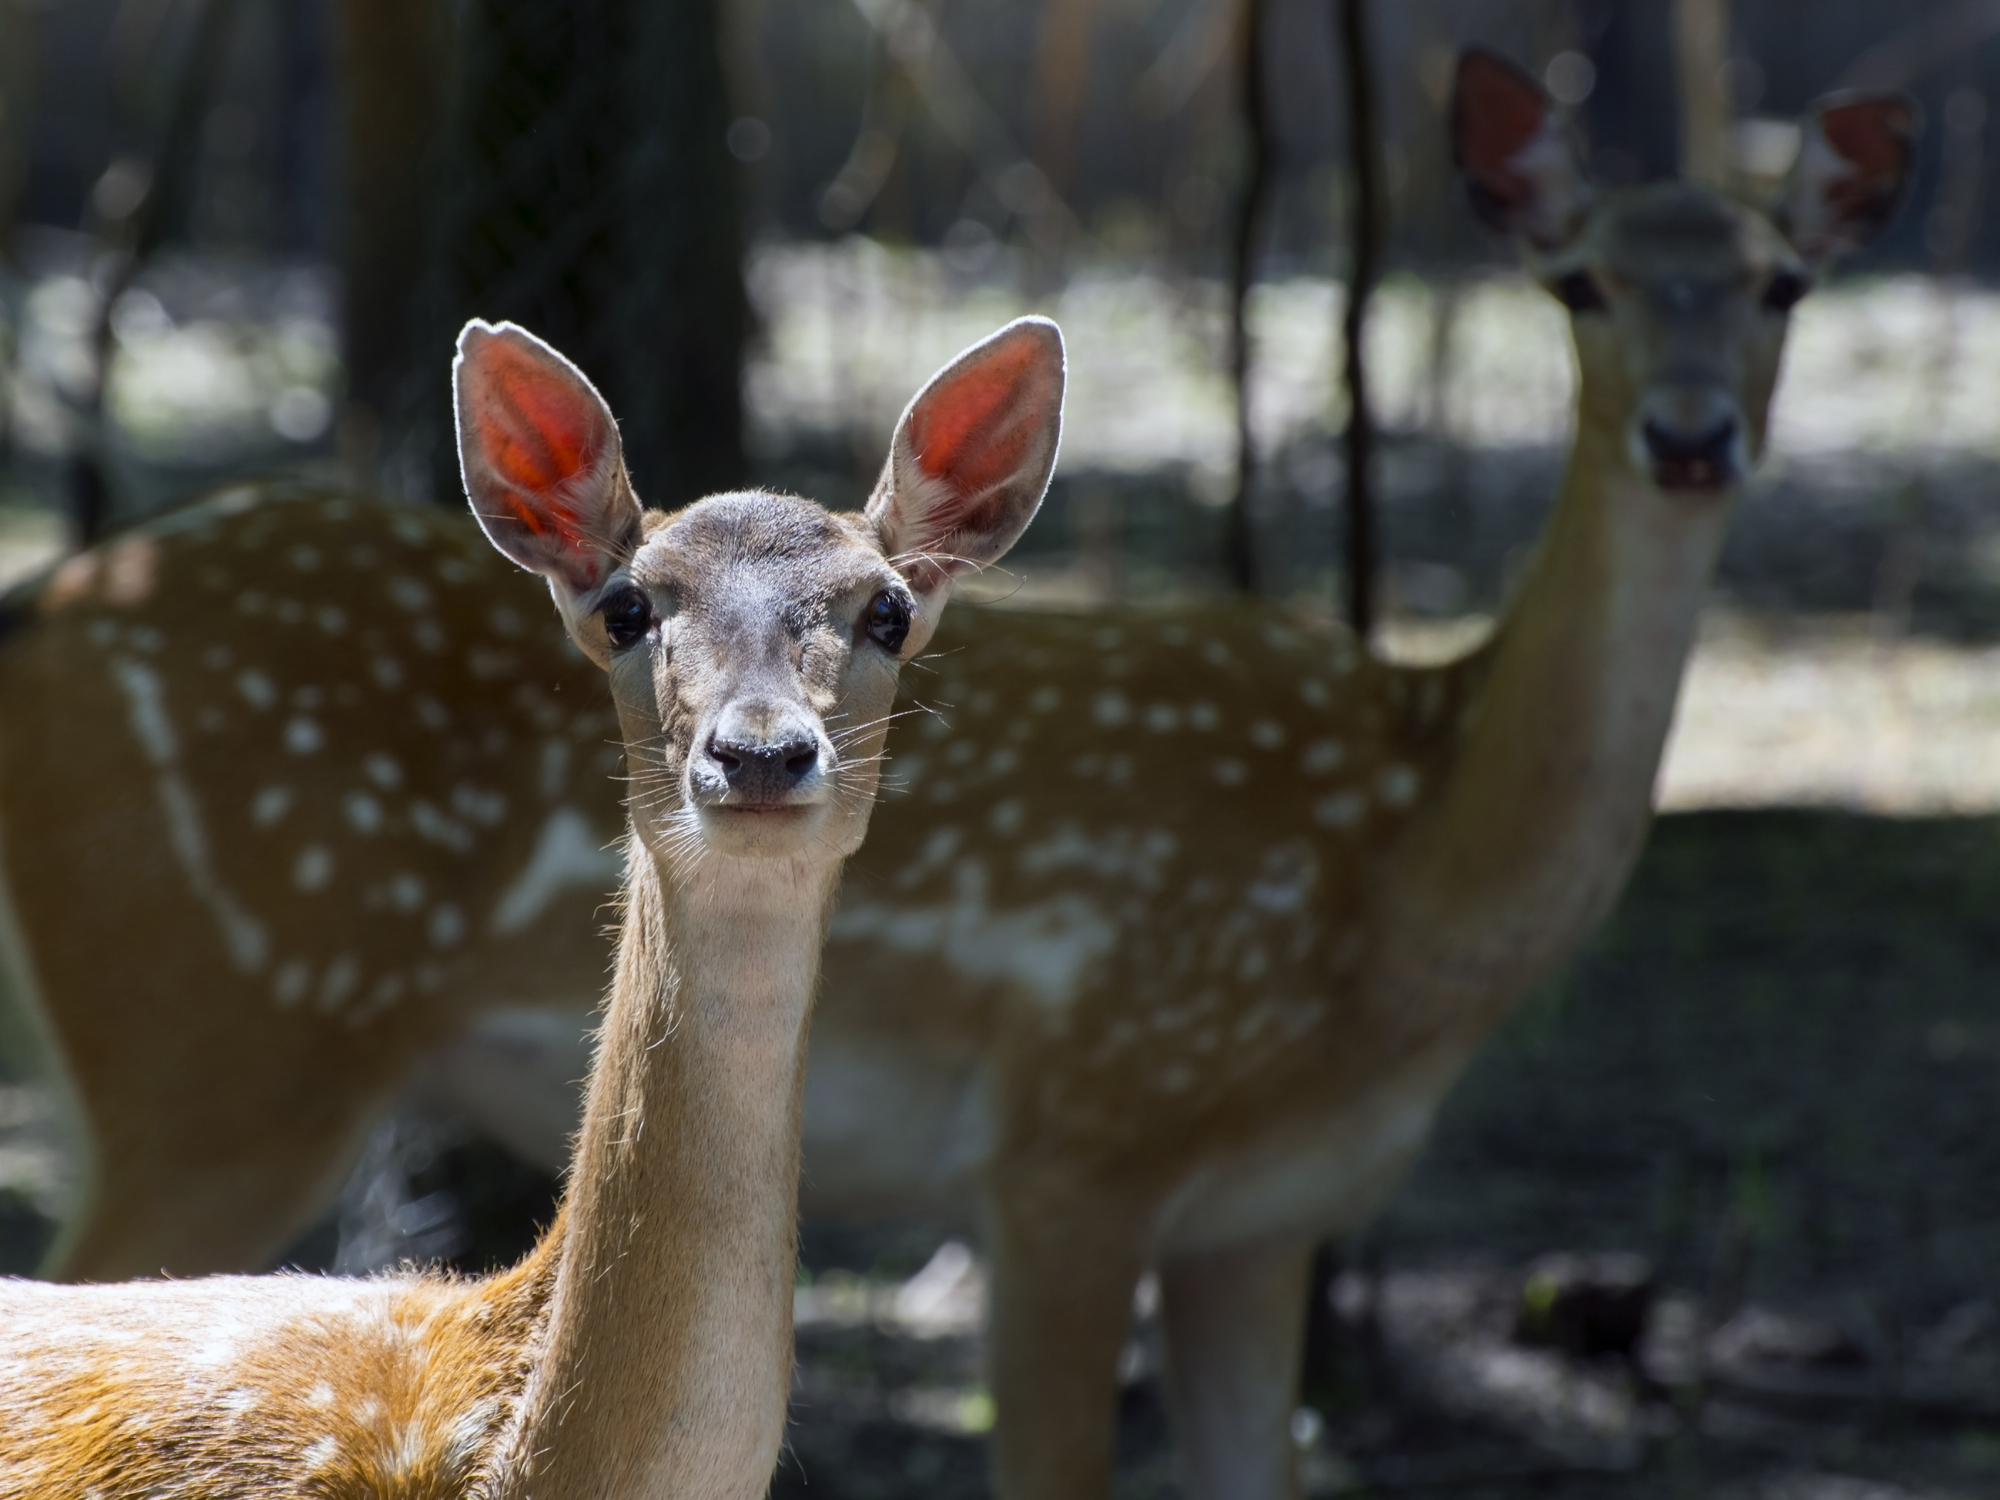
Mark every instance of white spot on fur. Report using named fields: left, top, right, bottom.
left=1212, top=758, right=1248, bottom=787
left=1092, top=691, right=1130, bottom=727
left=1188, top=701, right=1220, bottom=732
left=490, top=808, right=621, bottom=935
left=1314, top=791, right=1366, bottom=828
left=831, top=866, right=1116, bottom=1013
left=989, top=799, right=1024, bottom=836
left=453, top=784, right=507, bottom=826
left=115, top=657, right=178, bottom=763
left=1249, top=720, right=1285, bottom=750
left=1028, top=686, right=1060, bottom=713
left=410, top=801, right=472, bottom=852
left=295, top=845, right=334, bottom=891
left=429, top=903, right=466, bottom=948
left=388, top=576, right=432, bottom=612
left=253, top=786, right=294, bottom=827
left=240, top=672, right=280, bottom=712
left=1377, top=764, right=1419, bottom=807
left=1302, top=739, right=1344, bottom=774
left=1144, top=703, right=1180, bottom=733
left=345, top=792, right=384, bottom=833
left=112, top=657, right=268, bottom=973
left=539, top=739, right=571, bottom=800
left=365, top=753, right=403, bottom=789
left=318, top=954, right=360, bottom=1011
left=304, top=1436, right=340, bottom=1471
left=273, top=959, right=310, bottom=1008
left=285, top=716, right=325, bottom=755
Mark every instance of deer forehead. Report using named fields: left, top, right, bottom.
left=630, top=492, right=894, bottom=618
left=1578, top=184, right=1789, bottom=289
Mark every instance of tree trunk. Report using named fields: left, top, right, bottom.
left=414, top=0, right=747, bottom=506
left=336, top=0, right=454, bottom=477
left=1673, top=0, right=1730, bottom=188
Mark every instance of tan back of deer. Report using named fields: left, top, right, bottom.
left=0, top=314, right=1064, bottom=1497
left=0, top=51, right=1912, bottom=1500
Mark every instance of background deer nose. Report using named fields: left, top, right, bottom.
left=703, top=704, right=823, bottom=805
left=1641, top=415, right=1738, bottom=491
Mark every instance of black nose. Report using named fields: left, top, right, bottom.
left=706, top=728, right=820, bottom=803
left=1642, top=417, right=1738, bottom=491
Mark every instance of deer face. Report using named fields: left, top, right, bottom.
left=1455, top=49, right=1916, bottom=494
left=454, top=317, right=1064, bottom=869
left=598, top=495, right=914, bottom=861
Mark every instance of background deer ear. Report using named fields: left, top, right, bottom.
left=1779, top=93, right=1919, bottom=263
left=1453, top=47, right=1589, bottom=251
left=867, top=316, right=1065, bottom=596
left=454, top=319, right=643, bottom=605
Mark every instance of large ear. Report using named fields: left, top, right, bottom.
left=453, top=319, right=643, bottom=605
left=1452, top=47, right=1589, bottom=251
left=1778, top=92, right=1919, bottom=263
left=866, top=316, right=1064, bottom=596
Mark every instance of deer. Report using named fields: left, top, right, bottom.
left=0, top=49, right=1912, bottom=1500
left=0, top=311, right=1064, bottom=1496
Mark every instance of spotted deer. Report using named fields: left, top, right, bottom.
left=0, top=314, right=1063, bottom=1495
left=0, top=51, right=1911, bottom=1500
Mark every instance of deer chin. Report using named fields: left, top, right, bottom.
left=1649, top=457, right=1740, bottom=494
left=693, top=801, right=831, bottom=860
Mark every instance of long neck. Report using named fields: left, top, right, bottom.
left=1370, top=415, right=1731, bottom=1030
left=496, top=838, right=838, bottom=1499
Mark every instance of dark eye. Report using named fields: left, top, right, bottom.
left=865, top=590, right=911, bottom=655
left=599, top=586, right=653, bottom=650
left=1553, top=269, right=1606, bottom=313
left=1763, top=269, right=1810, bottom=313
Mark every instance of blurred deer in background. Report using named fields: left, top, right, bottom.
left=0, top=314, right=1062, bottom=1496
left=0, top=50, right=1912, bottom=1500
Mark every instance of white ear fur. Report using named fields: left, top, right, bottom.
left=454, top=319, right=643, bottom=614
left=867, top=316, right=1065, bottom=597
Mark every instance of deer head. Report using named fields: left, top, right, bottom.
left=455, top=317, right=1064, bottom=866
left=1455, top=47, right=1916, bottom=493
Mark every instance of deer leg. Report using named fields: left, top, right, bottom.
left=1158, top=1237, right=1315, bottom=1500
left=44, top=1082, right=397, bottom=1280
left=984, top=1191, right=1148, bottom=1500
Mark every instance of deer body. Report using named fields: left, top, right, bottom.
left=0, top=314, right=1065, bottom=1497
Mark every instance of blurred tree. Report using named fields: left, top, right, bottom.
left=439, top=0, right=745, bottom=506
left=1032, top=0, right=1101, bottom=206
left=0, top=0, right=33, bottom=261
left=335, top=0, right=453, bottom=474
left=1674, top=0, right=1731, bottom=185
left=349, top=0, right=747, bottom=507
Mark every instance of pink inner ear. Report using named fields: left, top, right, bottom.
left=1456, top=53, right=1549, bottom=177
left=466, top=337, right=605, bottom=553
left=472, top=339, right=601, bottom=493
left=907, top=334, right=1046, bottom=519
left=1820, top=99, right=1913, bottom=178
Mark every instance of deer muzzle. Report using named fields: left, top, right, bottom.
left=1634, top=386, right=1744, bottom=493
left=689, top=698, right=831, bottom=810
